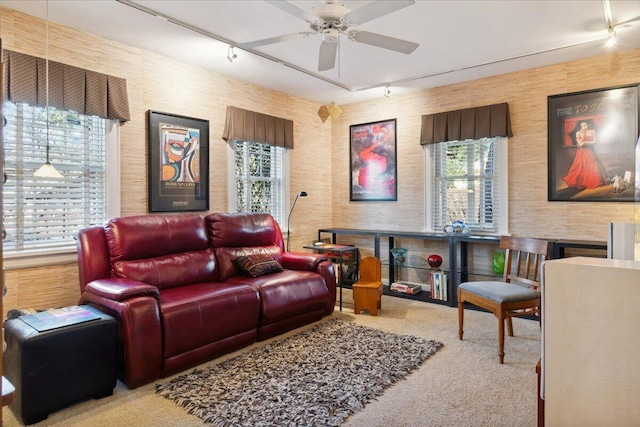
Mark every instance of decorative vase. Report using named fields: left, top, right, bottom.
left=427, top=254, right=442, bottom=269
left=390, top=247, right=408, bottom=264
left=444, top=220, right=470, bottom=235
left=492, top=249, right=505, bottom=275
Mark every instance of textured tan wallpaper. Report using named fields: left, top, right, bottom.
left=1, top=7, right=638, bottom=314
left=0, top=8, right=332, bottom=313
left=330, top=51, right=639, bottom=242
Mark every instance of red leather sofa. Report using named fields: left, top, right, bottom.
left=76, top=212, right=336, bottom=389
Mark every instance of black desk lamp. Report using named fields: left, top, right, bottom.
left=287, top=191, right=307, bottom=252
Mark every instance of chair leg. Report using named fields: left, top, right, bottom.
left=498, top=316, right=505, bottom=364
left=458, top=300, right=464, bottom=340
left=353, top=289, right=362, bottom=314
left=506, top=316, right=514, bottom=337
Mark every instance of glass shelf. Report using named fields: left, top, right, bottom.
left=382, top=259, right=448, bottom=273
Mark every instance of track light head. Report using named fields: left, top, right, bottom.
left=227, top=45, right=238, bottom=62
left=606, top=26, right=616, bottom=46
left=384, top=84, right=391, bottom=97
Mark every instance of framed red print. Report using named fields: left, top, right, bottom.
left=548, top=84, right=639, bottom=202
left=350, top=119, right=397, bottom=201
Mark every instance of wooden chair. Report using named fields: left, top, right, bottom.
left=457, top=236, right=549, bottom=364
left=352, top=256, right=383, bottom=316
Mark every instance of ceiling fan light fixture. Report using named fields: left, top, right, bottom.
left=322, top=28, right=339, bottom=43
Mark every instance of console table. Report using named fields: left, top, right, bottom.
left=317, top=228, right=501, bottom=307
left=317, top=228, right=606, bottom=307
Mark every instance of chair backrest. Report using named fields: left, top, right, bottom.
left=358, top=256, right=381, bottom=282
left=500, top=236, right=549, bottom=289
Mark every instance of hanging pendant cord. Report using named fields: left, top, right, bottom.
left=45, top=0, right=50, bottom=163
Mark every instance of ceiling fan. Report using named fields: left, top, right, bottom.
left=239, top=0, right=419, bottom=72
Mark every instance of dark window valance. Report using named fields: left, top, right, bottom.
left=3, top=50, right=130, bottom=121
left=420, top=102, right=512, bottom=145
left=222, top=105, right=294, bottom=149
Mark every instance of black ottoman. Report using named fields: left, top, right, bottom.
left=3, top=305, right=117, bottom=425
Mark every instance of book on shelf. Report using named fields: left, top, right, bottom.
left=19, top=306, right=100, bottom=332
left=429, top=270, right=448, bottom=301
left=390, top=281, right=423, bottom=295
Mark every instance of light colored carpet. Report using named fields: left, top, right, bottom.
left=2, top=290, right=541, bottom=426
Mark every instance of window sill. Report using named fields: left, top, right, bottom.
left=3, top=250, right=77, bottom=270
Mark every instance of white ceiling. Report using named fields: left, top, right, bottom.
left=2, top=0, right=640, bottom=106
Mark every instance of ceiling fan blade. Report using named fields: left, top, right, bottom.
left=350, top=30, right=419, bottom=54
left=264, top=0, right=318, bottom=23
left=617, top=15, right=640, bottom=26
left=318, top=41, right=337, bottom=72
left=346, top=0, right=415, bottom=25
left=239, top=32, right=313, bottom=49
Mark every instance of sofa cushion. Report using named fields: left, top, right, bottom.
left=159, top=282, right=260, bottom=358
left=206, top=212, right=284, bottom=249
left=112, top=250, right=217, bottom=290
left=226, top=270, right=329, bottom=325
left=106, top=214, right=209, bottom=262
left=236, top=254, right=284, bottom=277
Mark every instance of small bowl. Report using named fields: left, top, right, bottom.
left=390, top=247, right=408, bottom=264
left=427, top=254, right=443, bottom=269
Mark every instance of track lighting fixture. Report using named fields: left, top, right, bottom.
left=606, top=26, right=617, bottom=46
left=384, top=84, right=391, bottom=98
left=227, top=45, right=237, bottom=62
left=602, top=0, right=616, bottom=47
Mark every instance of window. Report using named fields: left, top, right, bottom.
left=2, top=101, right=120, bottom=257
left=227, top=140, right=289, bottom=225
left=425, top=137, right=508, bottom=234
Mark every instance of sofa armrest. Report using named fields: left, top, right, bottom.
left=80, top=279, right=162, bottom=389
left=85, top=278, right=160, bottom=302
left=281, top=253, right=337, bottom=315
left=281, top=251, right=328, bottom=271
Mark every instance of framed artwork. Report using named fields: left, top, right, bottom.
left=350, top=119, right=397, bottom=201
left=548, top=84, right=639, bottom=202
left=148, top=110, right=209, bottom=212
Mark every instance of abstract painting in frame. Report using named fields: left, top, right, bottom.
left=350, top=119, right=397, bottom=201
left=148, top=110, right=209, bottom=212
left=548, top=84, right=639, bottom=202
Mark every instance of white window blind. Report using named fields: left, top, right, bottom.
left=229, top=140, right=287, bottom=225
left=3, top=102, right=111, bottom=254
left=427, top=137, right=508, bottom=233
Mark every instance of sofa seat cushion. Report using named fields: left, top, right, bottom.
left=159, top=282, right=260, bottom=359
left=226, top=270, right=330, bottom=325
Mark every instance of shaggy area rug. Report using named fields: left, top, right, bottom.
left=156, top=319, right=443, bottom=426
